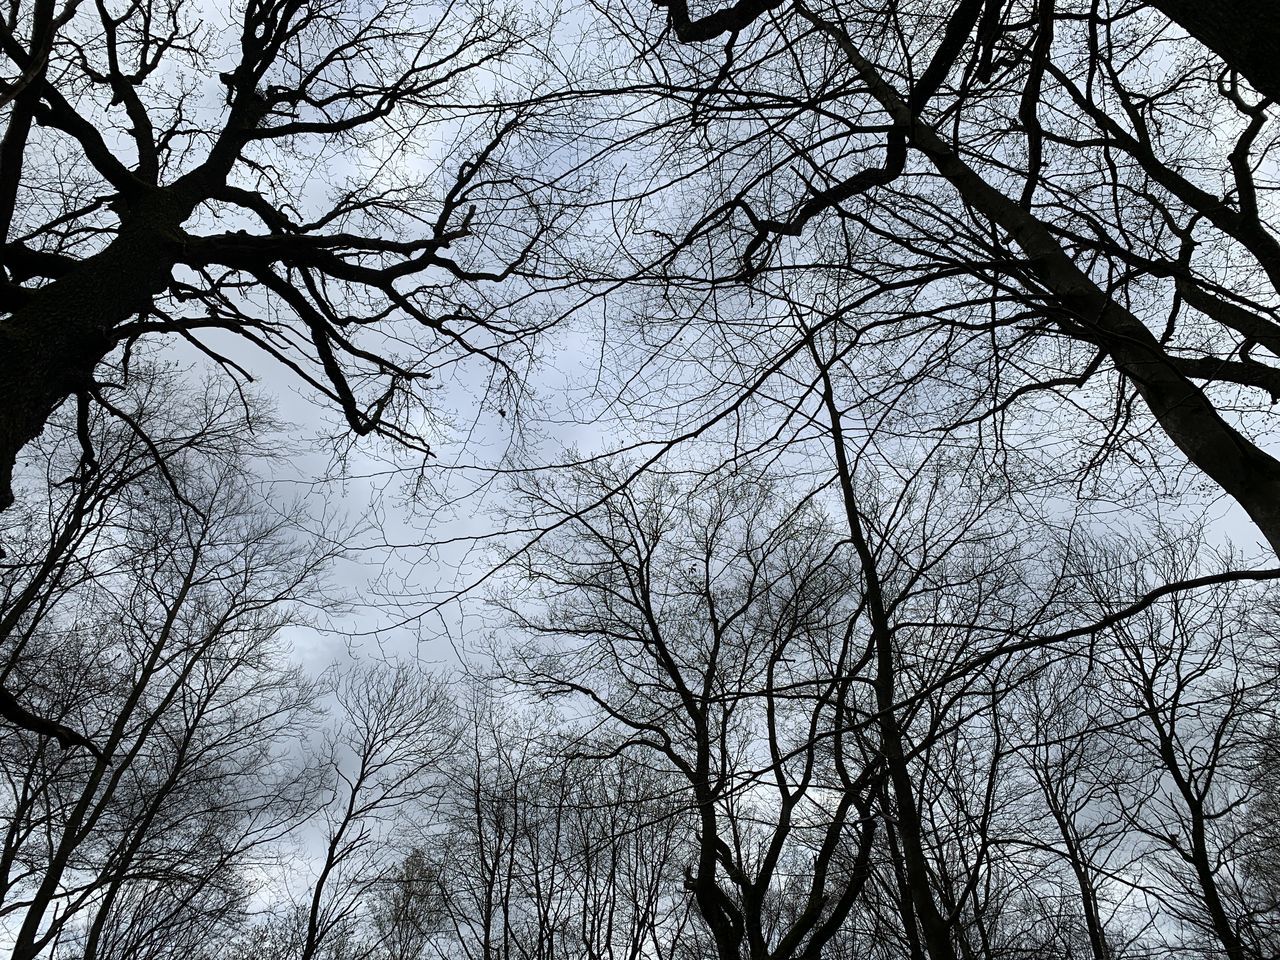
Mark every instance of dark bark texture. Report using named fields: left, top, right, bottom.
left=1152, top=0, right=1280, bottom=103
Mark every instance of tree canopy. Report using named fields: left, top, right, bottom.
left=2, top=2, right=1280, bottom=958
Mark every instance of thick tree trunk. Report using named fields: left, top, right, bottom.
left=1150, top=0, right=1280, bottom=103
left=0, top=199, right=185, bottom=509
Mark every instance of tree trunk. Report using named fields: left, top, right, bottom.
left=1150, top=0, right=1280, bottom=103
left=0, top=198, right=186, bottom=509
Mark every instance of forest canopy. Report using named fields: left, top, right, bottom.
left=1, top=1, right=1279, bottom=958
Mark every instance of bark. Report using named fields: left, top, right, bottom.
left=1149, top=0, right=1280, bottom=104
left=0, top=192, right=190, bottom=510
left=0, top=0, right=56, bottom=243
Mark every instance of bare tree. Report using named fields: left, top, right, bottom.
left=276, top=660, right=458, bottom=960
left=1072, top=542, right=1280, bottom=960
left=579, top=0, right=1280, bottom=554
left=426, top=688, right=699, bottom=960
left=0, top=370, right=337, bottom=960
left=0, top=0, right=579, bottom=510
left=4, top=5, right=1280, bottom=958
left=499, top=467, right=935, bottom=960
left=488, top=403, right=1280, bottom=960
